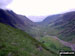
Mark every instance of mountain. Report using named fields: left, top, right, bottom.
left=0, top=9, right=35, bottom=33
left=0, top=9, right=58, bottom=56
left=0, top=23, right=57, bottom=56
left=35, top=14, right=61, bottom=37
left=54, top=11, right=75, bottom=42
left=0, top=8, right=74, bottom=55
left=37, top=11, right=75, bottom=43
left=38, top=14, right=61, bottom=26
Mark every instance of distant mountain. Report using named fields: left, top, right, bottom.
left=0, top=23, right=57, bottom=56
left=38, top=14, right=61, bottom=26
left=36, top=11, right=75, bottom=43
left=0, top=9, right=35, bottom=33
left=35, top=14, right=62, bottom=37
left=54, top=11, right=75, bottom=42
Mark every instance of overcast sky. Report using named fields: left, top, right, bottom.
left=7, top=0, right=75, bottom=16
left=0, top=0, right=75, bottom=22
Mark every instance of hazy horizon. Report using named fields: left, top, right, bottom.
left=0, top=0, right=75, bottom=22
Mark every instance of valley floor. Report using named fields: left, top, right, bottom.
left=50, top=36, right=75, bottom=51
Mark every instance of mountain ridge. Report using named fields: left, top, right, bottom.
left=36, top=11, right=75, bottom=43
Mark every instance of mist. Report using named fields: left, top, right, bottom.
left=0, top=0, right=13, bottom=9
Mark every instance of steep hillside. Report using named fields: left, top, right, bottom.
left=54, top=11, right=75, bottom=42
left=40, top=35, right=72, bottom=53
left=0, top=9, right=35, bottom=33
left=35, top=14, right=61, bottom=37
left=39, top=14, right=61, bottom=26
left=36, top=11, right=75, bottom=43
left=0, top=23, right=57, bottom=56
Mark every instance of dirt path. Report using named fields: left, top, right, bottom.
left=52, top=36, right=75, bottom=51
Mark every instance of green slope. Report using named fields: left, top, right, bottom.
left=40, top=35, right=72, bottom=54
left=0, top=23, right=57, bottom=56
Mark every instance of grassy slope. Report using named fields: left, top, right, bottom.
left=0, top=23, right=57, bottom=56
left=40, top=36, right=72, bottom=54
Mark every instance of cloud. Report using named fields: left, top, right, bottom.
left=8, top=0, right=75, bottom=16
left=0, top=0, right=13, bottom=9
